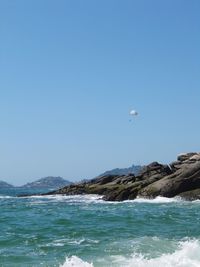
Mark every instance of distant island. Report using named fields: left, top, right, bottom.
left=98, top=164, right=142, bottom=177
left=0, top=181, right=14, bottom=188
left=0, top=176, right=72, bottom=189
left=42, top=152, right=200, bottom=201
left=20, top=176, right=72, bottom=189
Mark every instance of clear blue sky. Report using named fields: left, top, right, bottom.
left=0, top=0, right=200, bottom=185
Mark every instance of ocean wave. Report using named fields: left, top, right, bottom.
left=117, top=239, right=200, bottom=267
left=27, top=194, right=104, bottom=204
left=60, top=256, right=93, bottom=267
left=131, top=196, right=181, bottom=203
left=103, top=196, right=181, bottom=205
left=67, top=238, right=99, bottom=245
left=0, top=195, right=14, bottom=199
left=60, top=240, right=200, bottom=267
left=12, top=193, right=200, bottom=205
left=191, top=199, right=200, bottom=203
left=41, top=237, right=100, bottom=249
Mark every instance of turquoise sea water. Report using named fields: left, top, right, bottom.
left=0, top=188, right=200, bottom=267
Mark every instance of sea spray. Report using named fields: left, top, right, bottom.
left=110, top=239, right=200, bottom=267
left=60, top=240, right=200, bottom=267
left=60, top=256, right=93, bottom=267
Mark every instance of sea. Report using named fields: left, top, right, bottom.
left=0, top=188, right=200, bottom=267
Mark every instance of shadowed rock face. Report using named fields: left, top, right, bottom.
left=139, top=153, right=200, bottom=198
left=32, top=152, right=200, bottom=201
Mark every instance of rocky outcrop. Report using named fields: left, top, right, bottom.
left=178, top=189, right=200, bottom=201
left=139, top=153, right=200, bottom=198
left=29, top=152, right=200, bottom=201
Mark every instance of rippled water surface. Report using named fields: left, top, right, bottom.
left=0, top=188, right=200, bottom=267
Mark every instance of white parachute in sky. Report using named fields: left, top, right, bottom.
left=129, top=109, right=138, bottom=122
left=129, top=109, right=138, bottom=116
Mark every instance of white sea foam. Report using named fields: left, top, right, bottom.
left=118, top=239, right=200, bottom=267
left=131, top=196, right=200, bottom=204
left=22, top=193, right=200, bottom=205
left=60, top=256, right=93, bottom=267
left=0, top=195, right=13, bottom=199
left=131, top=196, right=181, bottom=203
left=42, top=237, right=100, bottom=249
left=60, top=240, right=200, bottom=267
left=104, top=196, right=181, bottom=205
left=29, top=194, right=103, bottom=203
left=192, top=199, right=200, bottom=203
left=68, top=238, right=100, bottom=246
left=67, top=238, right=86, bottom=245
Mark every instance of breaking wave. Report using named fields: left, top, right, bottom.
left=60, top=239, right=200, bottom=267
left=60, top=256, right=93, bottom=267
left=131, top=196, right=181, bottom=203
left=28, top=194, right=103, bottom=204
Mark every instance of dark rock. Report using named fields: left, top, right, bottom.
left=177, top=152, right=197, bottom=162
left=136, top=162, right=172, bottom=180
left=178, top=188, right=200, bottom=201
left=98, top=175, right=119, bottom=185
left=169, top=161, right=182, bottom=172
left=139, top=155, right=200, bottom=198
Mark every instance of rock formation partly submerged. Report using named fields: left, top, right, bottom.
left=42, top=152, right=200, bottom=201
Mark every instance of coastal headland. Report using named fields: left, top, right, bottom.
left=22, top=152, right=200, bottom=201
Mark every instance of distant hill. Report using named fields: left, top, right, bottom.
left=98, top=164, right=143, bottom=177
left=21, top=176, right=72, bottom=189
left=0, top=180, right=14, bottom=188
